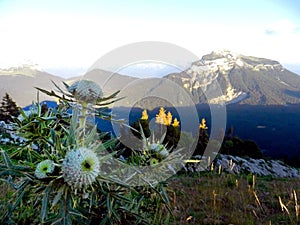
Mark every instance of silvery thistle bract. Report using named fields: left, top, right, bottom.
left=62, top=148, right=100, bottom=192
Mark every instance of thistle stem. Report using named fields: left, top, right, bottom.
left=79, top=102, right=88, bottom=144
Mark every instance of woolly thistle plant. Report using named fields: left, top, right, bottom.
left=66, top=80, right=104, bottom=130
left=62, top=147, right=100, bottom=192
left=67, top=79, right=103, bottom=103
left=118, top=122, right=185, bottom=187
left=34, top=159, right=55, bottom=179
left=0, top=79, right=173, bottom=225
left=150, top=143, right=170, bottom=159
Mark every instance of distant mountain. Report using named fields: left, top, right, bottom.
left=3, top=53, right=300, bottom=164
left=166, top=50, right=300, bottom=105
left=0, top=66, right=137, bottom=107
left=78, top=69, right=138, bottom=94
left=0, top=64, right=64, bottom=107
left=2, top=51, right=300, bottom=107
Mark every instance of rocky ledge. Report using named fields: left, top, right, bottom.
left=186, top=154, right=300, bottom=178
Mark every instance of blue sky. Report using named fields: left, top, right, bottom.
left=0, top=0, right=300, bottom=77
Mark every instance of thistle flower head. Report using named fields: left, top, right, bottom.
left=67, top=80, right=103, bottom=103
left=149, top=143, right=169, bottom=159
left=150, top=158, right=159, bottom=165
left=62, top=148, right=100, bottom=191
left=35, top=160, right=55, bottom=179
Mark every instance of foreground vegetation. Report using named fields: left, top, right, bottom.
left=1, top=171, right=299, bottom=225
left=167, top=172, right=300, bottom=225
left=0, top=81, right=299, bottom=224
left=0, top=81, right=174, bottom=224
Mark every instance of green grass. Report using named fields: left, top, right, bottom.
left=0, top=143, right=15, bottom=151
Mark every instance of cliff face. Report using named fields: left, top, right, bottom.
left=166, top=50, right=300, bottom=105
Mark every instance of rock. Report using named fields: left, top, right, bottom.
left=188, top=154, right=300, bottom=178
left=0, top=120, right=25, bottom=145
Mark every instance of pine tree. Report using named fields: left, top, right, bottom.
left=0, top=93, right=20, bottom=122
left=164, top=122, right=180, bottom=150
left=131, top=109, right=151, bottom=139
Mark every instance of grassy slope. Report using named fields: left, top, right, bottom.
left=167, top=172, right=300, bottom=225
left=1, top=172, right=299, bottom=224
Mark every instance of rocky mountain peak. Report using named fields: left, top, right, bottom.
left=202, top=49, right=240, bottom=61
left=164, top=50, right=300, bottom=105
left=192, top=50, right=283, bottom=73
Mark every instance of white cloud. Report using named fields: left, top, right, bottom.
left=1, top=12, right=300, bottom=77
left=265, top=19, right=300, bottom=35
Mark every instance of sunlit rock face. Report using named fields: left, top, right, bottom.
left=166, top=50, right=300, bottom=105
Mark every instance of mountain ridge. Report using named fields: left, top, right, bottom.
left=1, top=50, right=300, bottom=107
left=0, top=66, right=64, bottom=106
left=2, top=54, right=300, bottom=163
left=165, top=50, right=300, bottom=105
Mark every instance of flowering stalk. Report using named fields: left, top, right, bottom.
left=67, top=79, right=103, bottom=141
left=79, top=102, right=88, bottom=133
